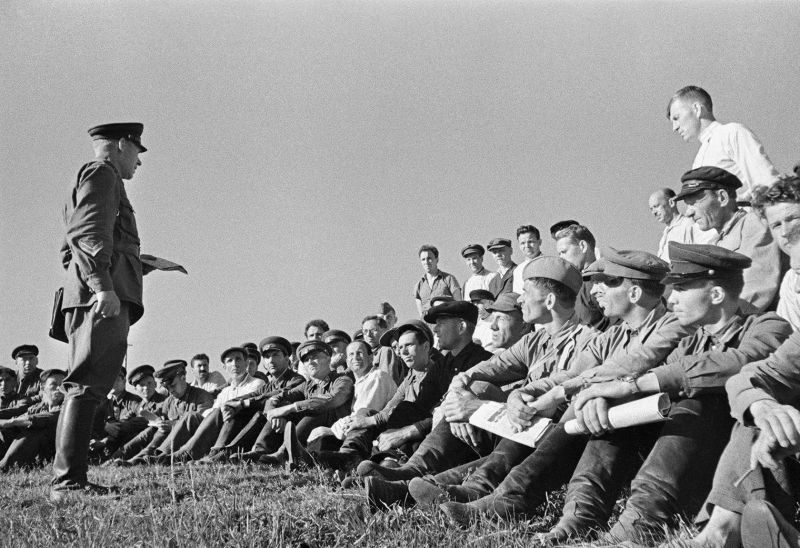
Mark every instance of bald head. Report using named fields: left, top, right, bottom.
left=648, top=188, right=679, bottom=225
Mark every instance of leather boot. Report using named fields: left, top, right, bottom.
left=50, top=394, right=105, bottom=501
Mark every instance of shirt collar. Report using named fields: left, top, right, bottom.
left=698, top=120, right=721, bottom=144
left=551, top=314, right=583, bottom=351
left=229, top=373, right=254, bottom=388
left=718, top=209, right=747, bottom=239
left=699, top=313, right=746, bottom=348
left=621, top=301, right=668, bottom=336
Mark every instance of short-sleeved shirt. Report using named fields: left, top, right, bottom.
left=190, top=370, right=228, bottom=394
left=414, top=270, right=461, bottom=312
left=464, top=267, right=501, bottom=299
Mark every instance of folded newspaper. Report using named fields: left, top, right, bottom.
left=140, top=254, right=188, bottom=274
left=564, top=392, right=671, bottom=435
left=469, top=401, right=553, bottom=448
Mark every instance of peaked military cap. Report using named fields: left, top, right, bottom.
left=39, top=368, right=66, bottom=382
left=521, top=256, right=583, bottom=293
left=245, top=347, right=261, bottom=363
left=11, top=344, right=38, bottom=359
left=661, top=242, right=751, bottom=285
left=128, top=364, right=155, bottom=385
left=297, top=340, right=333, bottom=361
left=674, top=166, right=742, bottom=201
left=220, top=346, right=247, bottom=363
left=323, top=330, right=352, bottom=346
left=155, top=359, right=187, bottom=381
left=461, top=244, right=485, bottom=257
left=583, top=248, right=669, bottom=281
left=424, top=300, right=480, bottom=325
left=486, top=292, right=522, bottom=313
left=259, top=336, right=292, bottom=357
left=487, top=238, right=512, bottom=251
left=469, top=289, right=496, bottom=302
left=396, top=319, right=434, bottom=346
left=88, top=122, right=147, bottom=152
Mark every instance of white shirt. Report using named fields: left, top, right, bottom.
left=693, top=120, right=780, bottom=201
left=190, top=370, right=227, bottom=393
left=351, top=368, right=397, bottom=414
left=463, top=267, right=501, bottom=298
left=777, top=269, right=800, bottom=332
left=657, top=214, right=717, bottom=262
left=209, top=374, right=265, bottom=412
left=473, top=319, right=494, bottom=349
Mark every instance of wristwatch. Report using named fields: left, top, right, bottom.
left=618, top=374, right=641, bottom=394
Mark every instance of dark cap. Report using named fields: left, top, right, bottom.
left=154, top=359, right=187, bottom=381
left=378, top=327, right=398, bottom=347
left=674, top=166, right=742, bottom=201
left=11, top=344, right=38, bottom=359
left=429, top=295, right=455, bottom=308
left=128, top=364, right=155, bottom=385
left=39, top=368, right=66, bottom=383
left=220, top=346, right=247, bottom=363
left=550, top=220, right=580, bottom=238
left=259, top=336, right=292, bottom=357
left=396, top=319, right=434, bottom=346
left=297, top=340, right=333, bottom=361
left=378, top=302, right=395, bottom=315
left=661, top=242, right=751, bottom=285
left=0, top=366, right=18, bottom=379
left=583, top=248, right=669, bottom=281
left=486, top=292, right=522, bottom=314
left=521, top=256, right=583, bottom=293
left=487, top=238, right=512, bottom=251
left=461, top=244, right=485, bottom=258
left=88, top=122, right=147, bottom=152
left=353, top=329, right=364, bottom=341
left=241, top=342, right=258, bottom=353
left=323, top=329, right=352, bottom=346
left=469, top=289, right=495, bottom=302
left=245, top=347, right=261, bottom=363
left=424, top=301, right=480, bottom=325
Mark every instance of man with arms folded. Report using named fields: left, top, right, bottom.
left=415, top=244, right=462, bottom=317
left=229, top=340, right=354, bottom=467
left=359, top=257, right=597, bottom=507
left=430, top=249, right=688, bottom=527
left=536, top=242, right=792, bottom=546
left=675, top=166, right=782, bottom=314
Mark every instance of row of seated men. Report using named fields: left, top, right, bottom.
left=4, top=169, right=800, bottom=548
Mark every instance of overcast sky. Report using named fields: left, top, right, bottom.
left=2, top=1, right=798, bottom=372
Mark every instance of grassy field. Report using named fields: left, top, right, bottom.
left=0, top=461, right=625, bottom=548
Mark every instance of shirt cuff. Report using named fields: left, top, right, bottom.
left=651, top=363, right=686, bottom=395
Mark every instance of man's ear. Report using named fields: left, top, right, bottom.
left=544, top=292, right=557, bottom=310
left=709, top=285, right=726, bottom=305
left=578, top=240, right=589, bottom=253
left=628, top=284, right=643, bottom=304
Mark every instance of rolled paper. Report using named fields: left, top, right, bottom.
left=564, top=392, right=671, bottom=435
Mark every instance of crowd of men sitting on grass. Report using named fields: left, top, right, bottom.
left=5, top=168, right=800, bottom=547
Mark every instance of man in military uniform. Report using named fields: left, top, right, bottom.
left=52, top=122, right=148, bottom=501
left=12, top=345, right=44, bottom=405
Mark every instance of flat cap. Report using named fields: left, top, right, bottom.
left=88, top=122, right=147, bottom=152
left=424, top=301, right=479, bottom=325
left=11, top=344, right=38, bottom=359
left=461, top=244, right=485, bottom=257
left=0, top=366, right=18, bottom=379
left=396, top=319, right=434, bottom=346
left=245, top=347, right=261, bottom=363
left=240, top=342, right=258, bottom=352
left=352, top=329, right=364, bottom=341
left=297, top=340, right=333, bottom=361
left=220, top=346, right=247, bottom=363
left=469, top=289, right=496, bottom=302
left=550, top=220, right=580, bottom=238
left=429, top=295, right=455, bottom=308
left=128, top=364, right=155, bottom=385
left=521, top=256, right=583, bottom=294
left=259, top=336, right=292, bottom=356
left=583, top=248, right=669, bottom=281
left=674, top=166, right=742, bottom=201
left=379, top=327, right=398, bottom=347
left=487, top=238, right=512, bottom=251
left=323, top=329, right=352, bottom=346
left=486, top=292, right=522, bottom=313
left=155, top=359, right=187, bottom=381
left=662, top=242, right=751, bottom=285
left=39, top=368, right=66, bottom=382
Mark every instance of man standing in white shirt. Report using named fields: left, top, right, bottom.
left=511, top=225, right=543, bottom=295
left=667, top=85, right=780, bottom=202
left=461, top=244, right=500, bottom=299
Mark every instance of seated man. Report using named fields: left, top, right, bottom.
left=304, top=340, right=397, bottom=454
left=89, top=367, right=144, bottom=462
left=312, top=318, right=453, bottom=473
left=413, top=250, right=686, bottom=524
left=0, top=369, right=66, bottom=470
left=230, top=339, right=354, bottom=466
left=120, top=359, right=215, bottom=464
left=484, top=292, right=530, bottom=355
left=244, top=345, right=269, bottom=383
left=323, top=330, right=351, bottom=374
left=469, top=289, right=497, bottom=349
left=534, top=242, right=793, bottom=546
left=0, top=367, right=21, bottom=410
left=188, top=353, right=227, bottom=395
left=359, top=257, right=598, bottom=506
left=362, top=315, right=405, bottom=385
left=154, top=346, right=265, bottom=463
